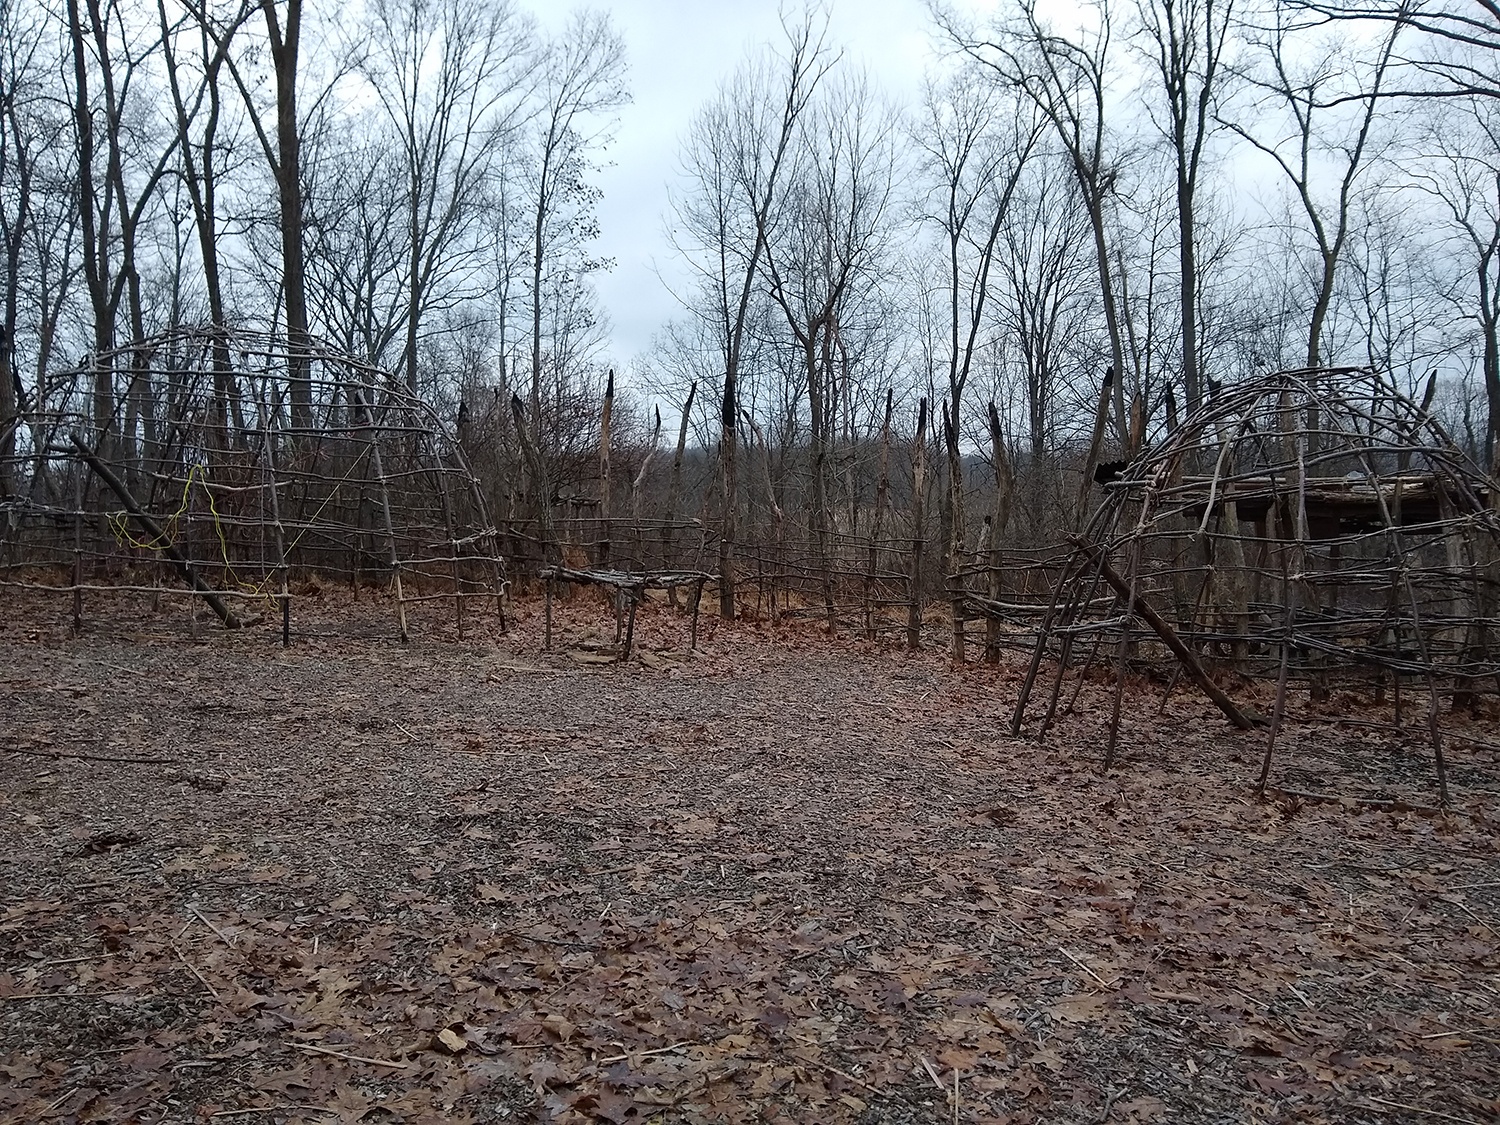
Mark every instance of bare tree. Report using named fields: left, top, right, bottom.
left=914, top=65, right=1038, bottom=599
left=0, top=1, right=55, bottom=491
left=937, top=0, right=1133, bottom=445
left=1418, top=93, right=1500, bottom=470
left=671, top=7, right=838, bottom=618
left=1135, top=0, right=1236, bottom=416
left=524, top=10, right=627, bottom=429
left=761, top=69, right=899, bottom=628
left=1221, top=6, right=1401, bottom=369
left=359, top=0, right=535, bottom=397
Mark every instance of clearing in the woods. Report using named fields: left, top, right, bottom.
left=1, top=591, right=1497, bottom=1125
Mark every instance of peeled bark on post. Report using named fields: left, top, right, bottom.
left=598, top=369, right=613, bottom=568
left=908, top=397, right=929, bottom=651
left=631, top=405, right=662, bottom=522
left=70, top=434, right=242, bottom=629
left=743, top=410, right=785, bottom=623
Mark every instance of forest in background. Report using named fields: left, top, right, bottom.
left=3, top=0, right=1500, bottom=620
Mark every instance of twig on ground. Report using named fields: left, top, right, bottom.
left=809, top=1059, right=882, bottom=1095
left=4, top=746, right=178, bottom=765
left=1363, top=1095, right=1484, bottom=1123
left=1453, top=900, right=1497, bottom=938
left=1269, top=787, right=1445, bottom=813
left=1059, top=946, right=1118, bottom=989
left=188, top=905, right=234, bottom=946
left=174, top=945, right=222, bottom=1001
left=597, top=1041, right=691, bottom=1065
left=209, top=1108, right=332, bottom=1119
left=287, top=1042, right=409, bottom=1069
left=917, top=1053, right=946, bottom=1094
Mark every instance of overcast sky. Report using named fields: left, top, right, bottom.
left=553, top=0, right=974, bottom=370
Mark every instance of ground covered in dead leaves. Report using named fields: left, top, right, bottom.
left=1, top=589, right=1498, bottom=1125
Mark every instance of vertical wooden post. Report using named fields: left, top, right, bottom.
left=907, top=398, right=928, bottom=651
left=985, top=401, right=1013, bottom=664
left=598, top=369, right=613, bottom=568
left=665, top=381, right=696, bottom=606
left=258, top=396, right=293, bottom=648
left=944, top=402, right=965, bottom=665
left=621, top=588, right=638, bottom=660
left=1076, top=367, right=1114, bottom=529
left=544, top=574, right=553, bottom=649
left=71, top=469, right=83, bottom=635
left=866, top=388, right=893, bottom=640
left=355, top=389, right=408, bottom=643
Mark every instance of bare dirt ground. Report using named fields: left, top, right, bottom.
left=1, top=587, right=1498, bottom=1125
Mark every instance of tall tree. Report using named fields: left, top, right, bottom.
left=1222, top=6, right=1401, bottom=370
left=672, top=7, right=838, bottom=618
left=761, top=69, right=899, bottom=627
left=524, top=10, right=627, bottom=429
left=360, top=0, right=534, bottom=397
left=938, top=0, right=1133, bottom=445
left=914, top=66, right=1037, bottom=587
left=1135, top=0, right=1236, bottom=416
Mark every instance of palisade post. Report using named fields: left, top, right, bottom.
left=866, top=388, right=894, bottom=640
left=257, top=395, right=293, bottom=648
left=664, top=381, right=696, bottom=602
left=354, top=389, right=408, bottom=643
left=598, top=369, right=613, bottom=568
left=908, top=397, right=929, bottom=651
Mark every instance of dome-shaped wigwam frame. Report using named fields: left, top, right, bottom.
left=0, top=328, right=507, bottom=643
left=1016, top=366, right=1500, bottom=803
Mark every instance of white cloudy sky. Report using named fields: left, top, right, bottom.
left=543, top=0, right=986, bottom=369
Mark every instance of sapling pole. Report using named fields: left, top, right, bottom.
left=70, top=434, right=242, bottom=629
left=353, top=391, right=407, bottom=643
left=908, top=398, right=929, bottom=651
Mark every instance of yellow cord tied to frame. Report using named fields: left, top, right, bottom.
left=107, top=464, right=272, bottom=601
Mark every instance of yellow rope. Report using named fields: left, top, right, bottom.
left=106, top=443, right=379, bottom=607
left=107, top=464, right=273, bottom=603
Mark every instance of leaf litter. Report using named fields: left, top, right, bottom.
left=0, top=591, right=1497, bottom=1124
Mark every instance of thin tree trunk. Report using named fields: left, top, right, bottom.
left=598, top=369, right=613, bottom=567
left=908, top=397, right=929, bottom=651
left=865, top=387, right=894, bottom=640
left=665, top=381, right=696, bottom=601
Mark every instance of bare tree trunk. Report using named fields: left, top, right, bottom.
left=598, top=369, right=612, bottom=567
left=719, top=378, right=737, bottom=618
left=511, top=392, right=556, bottom=565
left=908, top=397, right=929, bottom=650
left=865, top=387, right=894, bottom=640
left=665, top=380, right=696, bottom=599
left=262, top=0, right=311, bottom=432
left=985, top=400, right=1013, bottom=663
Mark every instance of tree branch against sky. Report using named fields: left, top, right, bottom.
left=670, top=5, right=839, bottom=619
left=933, top=0, right=1134, bottom=447
left=1220, top=5, right=1402, bottom=370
